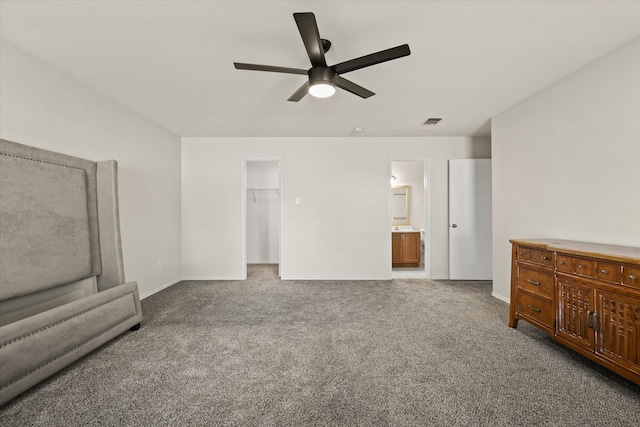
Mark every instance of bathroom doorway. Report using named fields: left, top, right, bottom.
left=243, top=159, right=283, bottom=279
left=390, top=159, right=430, bottom=279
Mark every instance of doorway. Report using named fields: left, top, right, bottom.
left=390, top=159, right=431, bottom=279
left=243, top=159, right=283, bottom=279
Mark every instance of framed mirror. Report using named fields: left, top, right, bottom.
left=391, top=186, right=410, bottom=226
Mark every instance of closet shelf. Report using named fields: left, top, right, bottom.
left=247, top=188, right=279, bottom=203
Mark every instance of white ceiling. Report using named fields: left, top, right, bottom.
left=1, top=1, right=639, bottom=138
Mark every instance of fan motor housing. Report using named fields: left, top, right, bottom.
left=308, top=67, right=336, bottom=86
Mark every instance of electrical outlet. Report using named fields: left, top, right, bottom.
left=338, top=254, right=344, bottom=263
left=156, top=260, right=162, bottom=270
left=295, top=197, right=301, bottom=205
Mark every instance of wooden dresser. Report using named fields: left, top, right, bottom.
left=509, top=239, right=640, bottom=384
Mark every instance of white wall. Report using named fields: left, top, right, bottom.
left=491, top=37, right=640, bottom=301
left=0, top=39, right=182, bottom=297
left=182, top=137, right=491, bottom=280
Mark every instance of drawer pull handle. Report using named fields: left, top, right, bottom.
left=527, top=279, right=541, bottom=286
left=542, top=256, right=549, bottom=260
left=630, top=275, right=638, bottom=280
left=518, top=252, right=524, bottom=255
left=528, top=305, right=541, bottom=312
left=559, top=261, right=566, bottom=265
left=577, top=265, right=585, bottom=269
left=600, top=269, right=608, bottom=274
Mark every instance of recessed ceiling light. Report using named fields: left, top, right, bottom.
left=353, top=127, right=363, bottom=133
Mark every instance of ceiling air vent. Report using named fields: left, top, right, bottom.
left=422, top=117, right=443, bottom=125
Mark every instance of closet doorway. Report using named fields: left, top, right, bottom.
left=243, top=159, right=283, bottom=279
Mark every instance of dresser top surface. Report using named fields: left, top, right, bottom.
left=509, top=239, right=640, bottom=264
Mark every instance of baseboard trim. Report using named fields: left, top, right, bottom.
left=140, top=278, right=182, bottom=300
left=140, top=278, right=510, bottom=303
left=491, top=292, right=510, bottom=304
left=180, top=276, right=245, bottom=281
left=280, top=276, right=390, bottom=281
left=392, top=272, right=426, bottom=279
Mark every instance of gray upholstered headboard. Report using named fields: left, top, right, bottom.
left=0, top=139, right=142, bottom=405
left=0, top=139, right=125, bottom=322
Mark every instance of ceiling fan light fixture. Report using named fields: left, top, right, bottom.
left=308, top=67, right=336, bottom=98
left=233, top=12, right=410, bottom=101
left=309, top=83, right=336, bottom=98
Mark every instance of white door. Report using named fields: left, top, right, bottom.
left=449, top=159, right=492, bottom=280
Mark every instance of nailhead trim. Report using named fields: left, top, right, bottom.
left=0, top=291, right=140, bottom=391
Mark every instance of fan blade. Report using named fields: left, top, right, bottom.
left=287, top=82, right=310, bottom=102
left=333, top=44, right=410, bottom=75
left=335, top=76, right=375, bottom=99
left=293, top=12, right=327, bottom=67
left=234, top=63, right=307, bottom=75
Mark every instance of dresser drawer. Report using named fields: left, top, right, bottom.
left=557, top=255, right=603, bottom=280
left=556, top=254, right=573, bottom=274
left=573, top=257, right=595, bottom=278
left=517, top=266, right=554, bottom=299
left=516, top=290, right=554, bottom=330
left=622, top=265, right=640, bottom=290
left=516, top=247, right=530, bottom=262
left=528, top=249, right=553, bottom=266
left=595, top=261, right=621, bottom=284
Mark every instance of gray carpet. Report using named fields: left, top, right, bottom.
left=1, top=264, right=639, bottom=426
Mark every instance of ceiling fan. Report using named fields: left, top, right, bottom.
left=234, top=12, right=411, bottom=101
